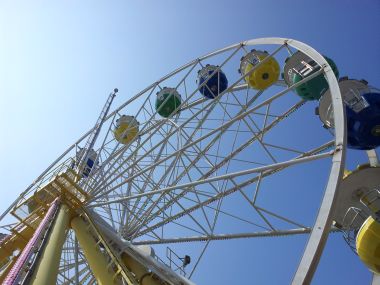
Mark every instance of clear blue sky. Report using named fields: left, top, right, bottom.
left=0, top=1, right=379, bottom=284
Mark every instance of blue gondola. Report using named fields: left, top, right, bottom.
left=75, top=148, right=98, bottom=177
left=319, top=78, right=380, bottom=150
left=198, top=64, right=228, bottom=99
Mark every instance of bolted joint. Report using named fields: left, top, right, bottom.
left=334, top=144, right=343, bottom=154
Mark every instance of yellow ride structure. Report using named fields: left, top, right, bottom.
left=0, top=161, right=190, bottom=285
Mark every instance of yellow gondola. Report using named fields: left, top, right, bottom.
left=114, top=115, right=139, bottom=144
left=356, top=216, right=380, bottom=274
left=239, top=50, right=280, bottom=90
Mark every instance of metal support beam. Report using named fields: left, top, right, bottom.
left=90, top=151, right=332, bottom=208
left=74, top=236, right=79, bottom=285
left=71, top=216, right=122, bottom=285
left=372, top=274, right=380, bottom=285
left=285, top=39, right=346, bottom=284
left=367, top=149, right=379, bottom=167
left=90, top=210, right=195, bottom=285
left=29, top=204, right=70, bottom=285
left=121, top=254, right=161, bottom=285
left=0, top=257, right=17, bottom=283
left=132, top=228, right=313, bottom=245
left=0, top=227, right=35, bottom=264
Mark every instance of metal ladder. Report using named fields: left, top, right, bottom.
left=81, top=210, right=139, bottom=285
left=77, top=88, right=118, bottom=177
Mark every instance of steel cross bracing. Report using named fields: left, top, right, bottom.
left=89, top=44, right=287, bottom=192
left=57, top=231, right=91, bottom=285
left=88, top=96, right=310, bottom=209
left=84, top=103, right=332, bottom=278
left=85, top=42, right=336, bottom=282
left=0, top=38, right=346, bottom=284
left=85, top=44, right=246, bottom=194
left=113, top=141, right=334, bottom=240
left=89, top=71, right=319, bottom=201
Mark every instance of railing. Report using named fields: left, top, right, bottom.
left=341, top=207, right=368, bottom=254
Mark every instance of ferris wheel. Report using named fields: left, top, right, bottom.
left=0, top=37, right=379, bottom=285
